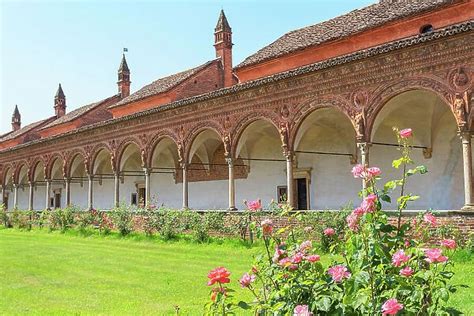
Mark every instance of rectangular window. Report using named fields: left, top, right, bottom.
left=131, top=193, right=137, bottom=206
left=277, top=186, right=287, bottom=203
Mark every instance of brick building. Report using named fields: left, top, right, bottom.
left=0, top=1, right=473, bottom=213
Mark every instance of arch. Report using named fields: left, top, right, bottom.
left=90, top=144, right=113, bottom=175
left=119, top=141, right=142, bottom=172
left=68, top=151, right=87, bottom=178
left=1, top=164, right=14, bottom=187
left=185, top=126, right=224, bottom=165
left=116, top=137, right=142, bottom=171
left=29, top=158, right=45, bottom=182
left=290, top=101, right=356, bottom=151
left=147, top=131, right=180, bottom=168
left=147, top=134, right=179, bottom=167
left=49, top=156, right=65, bottom=180
left=366, top=77, right=454, bottom=140
left=231, top=112, right=281, bottom=158
left=13, top=160, right=28, bottom=184
left=32, top=159, right=46, bottom=182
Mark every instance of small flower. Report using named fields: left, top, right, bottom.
left=246, top=199, right=262, bottom=211
left=299, top=240, right=312, bottom=253
left=294, top=304, right=312, bottom=316
left=353, top=207, right=365, bottom=216
left=328, top=265, right=351, bottom=283
left=346, top=212, right=360, bottom=231
left=440, top=239, right=456, bottom=249
left=278, top=257, right=292, bottom=268
left=305, top=254, right=320, bottom=263
left=425, top=248, right=448, bottom=264
left=399, top=128, right=412, bottom=139
left=261, top=219, right=273, bottom=236
left=361, top=194, right=377, bottom=213
left=366, top=167, right=382, bottom=179
left=423, top=212, right=437, bottom=227
left=291, top=252, right=304, bottom=264
left=399, top=266, right=413, bottom=277
left=351, top=164, right=365, bottom=178
left=392, top=250, right=410, bottom=267
left=304, top=226, right=313, bottom=233
left=323, top=228, right=335, bottom=236
left=382, top=298, right=404, bottom=315
left=207, top=267, right=231, bottom=286
left=239, top=273, right=255, bottom=288
left=210, top=287, right=226, bottom=302
left=251, top=266, right=258, bottom=274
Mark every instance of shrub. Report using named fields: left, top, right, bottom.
left=0, top=204, right=11, bottom=228
left=111, top=204, right=134, bottom=236
left=48, top=207, right=76, bottom=232
left=206, top=127, right=462, bottom=315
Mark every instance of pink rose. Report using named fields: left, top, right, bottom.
left=299, top=240, right=312, bottom=253
left=425, top=248, right=448, bottom=264
left=246, top=199, right=262, bottom=211
left=399, top=128, right=412, bottom=139
left=440, top=239, right=456, bottom=249
left=305, top=254, right=320, bottom=263
left=361, top=194, right=377, bottom=213
left=392, top=250, right=410, bottom=267
left=288, top=264, right=298, bottom=271
left=423, top=212, right=437, bottom=227
left=207, top=267, right=231, bottom=286
left=261, top=219, right=273, bottom=236
left=323, top=228, right=335, bottom=236
left=291, top=252, right=304, bottom=264
left=399, top=266, right=413, bottom=277
left=351, top=164, right=365, bottom=178
left=346, top=212, right=360, bottom=232
left=239, top=273, right=255, bottom=288
left=278, top=257, right=292, bottom=268
left=353, top=207, right=365, bottom=216
left=328, top=265, right=351, bottom=283
left=366, top=167, right=382, bottom=179
left=382, top=298, right=404, bottom=315
left=294, top=304, right=312, bottom=316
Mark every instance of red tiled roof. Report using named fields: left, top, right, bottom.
left=111, top=59, right=218, bottom=108
left=236, top=0, right=456, bottom=69
left=0, top=117, right=55, bottom=142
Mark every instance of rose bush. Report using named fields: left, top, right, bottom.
left=205, top=128, right=462, bottom=315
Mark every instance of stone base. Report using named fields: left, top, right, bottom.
left=461, top=205, right=474, bottom=212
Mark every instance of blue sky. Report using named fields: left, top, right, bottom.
left=0, top=0, right=375, bottom=134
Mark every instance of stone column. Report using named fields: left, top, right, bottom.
left=460, top=131, right=473, bottom=211
left=182, top=163, right=188, bottom=209
left=87, top=175, right=93, bottom=210
left=0, top=186, right=4, bottom=207
left=13, top=184, right=18, bottom=210
left=286, top=152, right=295, bottom=208
left=114, top=172, right=120, bottom=208
left=45, top=179, right=51, bottom=210
left=358, top=142, right=370, bottom=195
left=144, top=168, right=151, bottom=209
left=65, top=178, right=71, bottom=207
left=226, top=158, right=236, bottom=210
left=28, top=182, right=34, bottom=211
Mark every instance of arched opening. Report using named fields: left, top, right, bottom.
left=3, top=167, right=13, bottom=209
left=92, top=148, right=114, bottom=209
left=234, top=119, right=284, bottom=209
left=370, top=89, right=464, bottom=210
left=150, top=137, right=180, bottom=208
left=293, top=107, right=358, bottom=209
left=15, top=164, right=28, bottom=210
left=32, top=160, right=46, bottom=210
left=49, top=157, right=65, bottom=209
left=187, top=129, right=228, bottom=209
left=119, top=142, right=144, bottom=208
left=69, top=153, right=88, bottom=209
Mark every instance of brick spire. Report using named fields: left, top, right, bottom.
left=118, top=54, right=131, bottom=98
left=54, top=83, right=66, bottom=118
left=214, top=10, right=233, bottom=87
left=11, top=104, right=21, bottom=131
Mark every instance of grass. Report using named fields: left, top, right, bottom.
left=1, top=229, right=473, bottom=315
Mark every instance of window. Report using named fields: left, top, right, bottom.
left=420, top=24, right=433, bottom=34
left=277, top=186, right=288, bottom=203
left=131, top=193, right=138, bottom=205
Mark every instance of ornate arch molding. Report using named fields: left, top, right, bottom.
left=230, top=111, right=281, bottom=158
left=45, top=153, right=67, bottom=180
left=115, top=137, right=142, bottom=171
left=13, top=160, right=29, bottom=184
left=183, top=120, right=225, bottom=163
left=1, top=164, right=13, bottom=186
left=365, top=76, right=455, bottom=141
left=290, top=95, right=356, bottom=149
left=64, top=149, right=87, bottom=178
left=28, top=157, right=46, bottom=182
left=146, top=130, right=180, bottom=168
left=89, top=143, right=113, bottom=174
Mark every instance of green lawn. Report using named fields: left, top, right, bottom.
left=1, top=229, right=473, bottom=315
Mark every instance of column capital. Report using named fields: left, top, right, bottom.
left=459, top=130, right=472, bottom=142
left=225, top=157, right=233, bottom=166
left=143, top=167, right=151, bottom=174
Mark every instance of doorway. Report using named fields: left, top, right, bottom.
left=296, top=178, right=308, bottom=210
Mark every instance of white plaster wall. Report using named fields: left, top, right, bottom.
left=33, top=186, right=46, bottom=210
left=92, top=179, right=114, bottom=210
left=151, top=173, right=182, bottom=209
left=70, top=182, right=88, bottom=209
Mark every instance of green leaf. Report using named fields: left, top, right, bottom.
left=392, top=158, right=404, bottom=169
left=237, top=301, right=251, bottom=310
left=315, top=296, right=332, bottom=312
left=380, top=194, right=391, bottom=203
